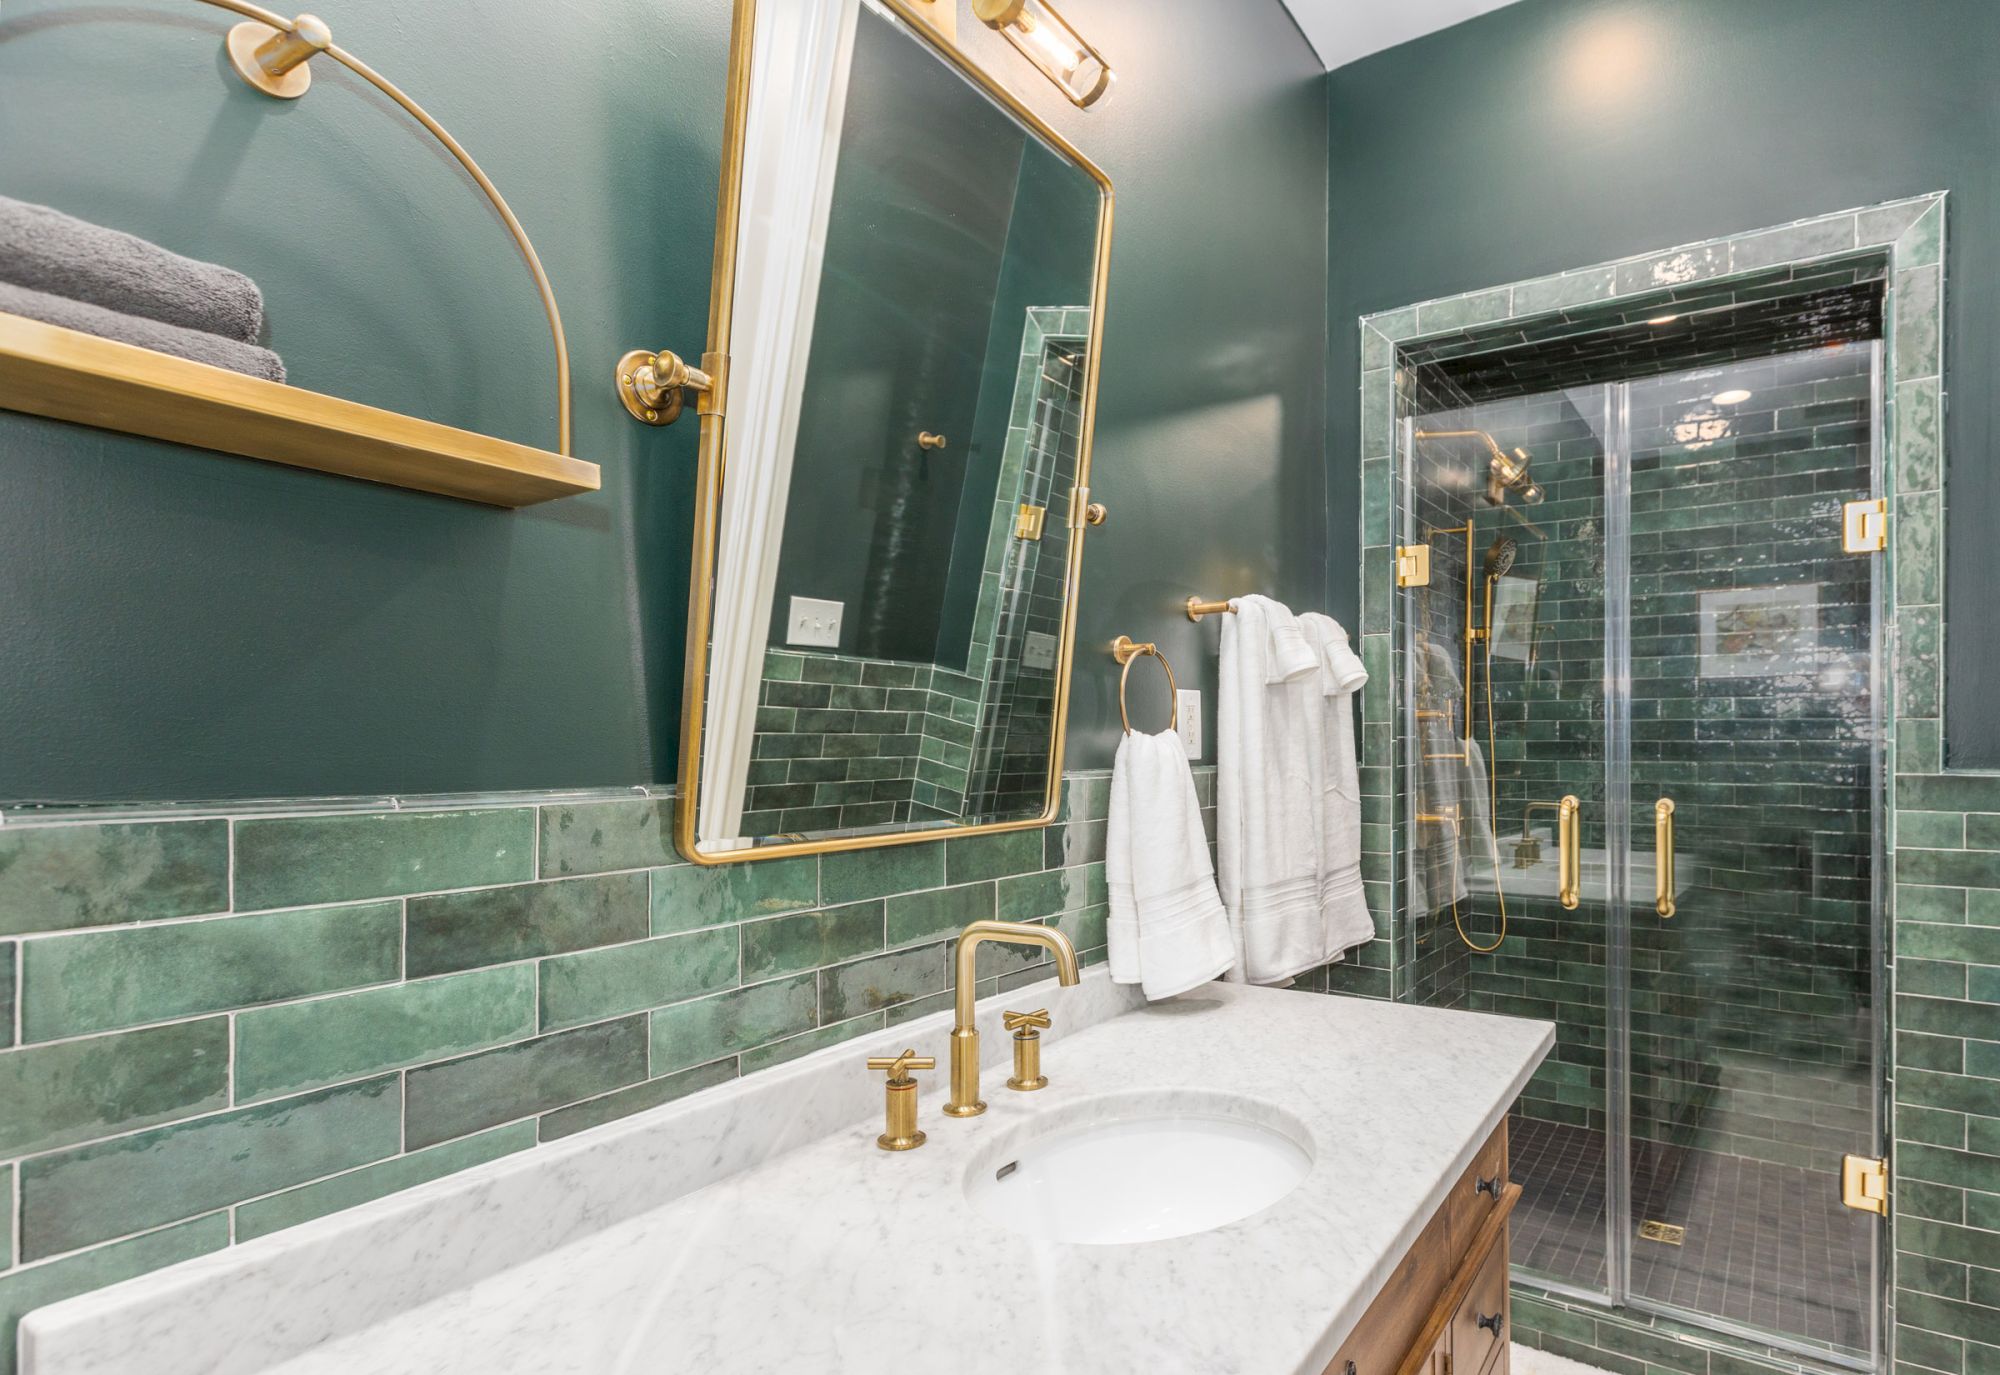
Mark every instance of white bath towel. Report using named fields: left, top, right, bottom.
left=1106, top=728, right=1236, bottom=1000
left=1300, top=613, right=1376, bottom=961
left=1217, top=595, right=1326, bottom=984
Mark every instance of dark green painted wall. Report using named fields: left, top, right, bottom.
left=0, top=0, right=1327, bottom=803
left=1324, top=0, right=2000, bottom=764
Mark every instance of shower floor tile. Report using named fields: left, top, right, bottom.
left=1508, top=1115, right=1872, bottom=1358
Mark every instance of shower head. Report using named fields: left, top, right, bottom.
left=1483, top=536, right=1518, bottom=580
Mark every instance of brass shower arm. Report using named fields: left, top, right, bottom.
left=1521, top=799, right=1566, bottom=838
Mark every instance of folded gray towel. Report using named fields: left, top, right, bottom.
left=0, top=196, right=266, bottom=344
left=0, top=280, right=286, bottom=383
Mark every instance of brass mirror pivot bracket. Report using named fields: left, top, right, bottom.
left=866, top=1049, right=937, bottom=1152
left=1004, top=1008, right=1052, bottom=1091
left=616, top=348, right=719, bottom=426
left=226, top=14, right=331, bottom=100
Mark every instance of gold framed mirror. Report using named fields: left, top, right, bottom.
left=673, top=0, right=1113, bottom=865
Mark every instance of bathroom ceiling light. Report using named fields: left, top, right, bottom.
left=972, top=0, right=1113, bottom=108
left=1712, top=388, right=1753, bottom=405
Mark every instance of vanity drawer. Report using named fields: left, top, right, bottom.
left=1320, top=1121, right=1510, bottom=1375
left=1450, top=1224, right=1511, bottom=1375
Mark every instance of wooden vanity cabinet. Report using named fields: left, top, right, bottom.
left=1322, top=1121, right=1519, bottom=1375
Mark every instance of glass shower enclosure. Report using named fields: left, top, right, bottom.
left=1394, top=275, right=1886, bottom=1368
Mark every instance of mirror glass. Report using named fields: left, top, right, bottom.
left=687, top=0, right=1109, bottom=857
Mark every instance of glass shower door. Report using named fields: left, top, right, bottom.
left=1618, top=348, right=1881, bottom=1361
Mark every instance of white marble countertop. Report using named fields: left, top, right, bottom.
left=24, top=974, right=1552, bottom=1375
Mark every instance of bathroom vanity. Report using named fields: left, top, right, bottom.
left=20, top=977, right=1552, bottom=1375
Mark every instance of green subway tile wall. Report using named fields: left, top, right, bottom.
left=0, top=770, right=1163, bottom=1370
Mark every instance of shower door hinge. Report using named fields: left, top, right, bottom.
left=1841, top=1154, right=1888, bottom=1215
left=1013, top=503, right=1047, bottom=541
left=1843, top=498, right=1888, bottom=553
left=1396, top=544, right=1432, bottom=587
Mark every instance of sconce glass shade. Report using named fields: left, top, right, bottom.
left=972, top=0, right=1113, bottom=108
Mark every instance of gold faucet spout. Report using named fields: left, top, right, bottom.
left=945, top=920, right=1079, bottom=1117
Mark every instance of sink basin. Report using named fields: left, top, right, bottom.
left=964, top=1091, right=1313, bottom=1245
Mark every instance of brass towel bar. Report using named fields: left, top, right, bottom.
left=1185, top=596, right=1235, bottom=621
left=1111, top=635, right=1179, bottom=735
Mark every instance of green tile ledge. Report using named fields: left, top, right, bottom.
left=13, top=969, right=1147, bottom=1375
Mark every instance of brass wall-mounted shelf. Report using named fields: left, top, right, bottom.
left=0, top=314, right=599, bottom=507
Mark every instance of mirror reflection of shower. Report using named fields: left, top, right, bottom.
left=1411, top=429, right=1550, bottom=954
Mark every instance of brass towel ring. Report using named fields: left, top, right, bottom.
left=1111, top=635, right=1179, bottom=736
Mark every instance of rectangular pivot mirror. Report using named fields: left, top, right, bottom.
left=679, top=0, right=1113, bottom=862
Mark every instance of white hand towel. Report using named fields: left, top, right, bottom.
left=1300, top=613, right=1375, bottom=962
left=1106, top=729, right=1235, bottom=1000
left=1217, top=595, right=1326, bottom=984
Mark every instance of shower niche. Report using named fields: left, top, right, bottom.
left=1392, top=257, right=1886, bottom=1367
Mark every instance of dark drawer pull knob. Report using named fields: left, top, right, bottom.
left=1477, top=1312, right=1504, bottom=1337
left=1475, top=1174, right=1501, bottom=1198
left=1344, top=1363, right=1357, bottom=1375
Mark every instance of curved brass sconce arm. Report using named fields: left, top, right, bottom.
left=199, top=0, right=573, bottom=456
left=615, top=349, right=718, bottom=427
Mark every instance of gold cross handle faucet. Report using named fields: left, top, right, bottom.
left=866, top=1049, right=937, bottom=1152
left=1004, top=1008, right=1053, bottom=1091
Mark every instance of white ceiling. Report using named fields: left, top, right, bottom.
left=1279, top=0, right=1526, bottom=70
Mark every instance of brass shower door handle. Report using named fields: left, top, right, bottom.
left=1655, top=798, right=1676, bottom=918
left=1557, top=795, right=1581, bottom=910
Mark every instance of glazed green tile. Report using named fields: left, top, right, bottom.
left=650, top=857, right=818, bottom=934
left=1900, top=849, right=2000, bottom=892
left=741, top=900, right=882, bottom=981
left=404, top=1015, right=647, bottom=1150
left=1899, top=719, right=1944, bottom=777
left=1512, top=267, right=1616, bottom=316
left=819, top=945, right=947, bottom=1021
left=739, top=1013, right=885, bottom=1074
left=820, top=843, right=944, bottom=904
left=0, top=1214, right=227, bottom=1373
left=997, top=867, right=1090, bottom=920
left=0, top=1162, right=9, bottom=1261
left=1613, top=242, right=1726, bottom=294
left=1898, top=379, right=1943, bottom=494
left=233, top=810, right=533, bottom=910
left=1858, top=197, right=1932, bottom=249
left=537, top=798, right=676, bottom=877
left=1360, top=368, right=1393, bottom=459
left=886, top=879, right=995, bottom=948
left=945, top=831, right=1041, bottom=885
left=1901, top=922, right=2000, bottom=967
left=538, top=926, right=738, bottom=1031
left=0, top=941, right=12, bottom=1049
left=1415, top=287, right=1512, bottom=334
left=1899, top=775, right=2000, bottom=814
left=1365, top=304, right=1418, bottom=342
left=1895, top=265, right=1943, bottom=381
left=234, top=965, right=535, bottom=1103
left=1360, top=322, right=1394, bottom=371
left=1897, top=200, right=1945, bottom=269
left=649, top=975, right=817, bottom=1075
left=234, top=1121, right=535, bottom=1242
left=20, top=901, right=400, bottom=1041
left=538, top=1058, right=738, bottom=1142
left=1898, top=488, right=1944, bottom=608
left=19, top=1076, right=399, bottom=1259
left=0, top=820, right=227, bottom=937
left=1897, top=605, right=1944, bottom=723
left=406, top=873, right=647, bottom=978
left=0, top=1017, right=228, bottom=1157
left=1902, top=812, right=1967, bottom=850
left=1730, top=216, right=1857, bottom=271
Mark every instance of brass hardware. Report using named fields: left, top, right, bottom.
left=1185, top=596, right=1237, bottom=621
left=1513, top=834, right=1542, bottom=868
left=1557, top=795, right=1581, bottom=910
left=972, top=0, right=1113, bottom=109
left=1654, top=797, right=1677, bottom=918
left=1415, top=429, right=1546, bottom=509
left=1843, top=497, right=1888, bottom=553
left=1423, top=752, right=1468, bottom=762
left=1417, top=805, right=1461, bottom=830
left=1067, top=485, right=1107, bottom=529
left=1396, top=544, right=1432, bottom=588
left=617, top=348, right=716, bottom=426
left=1638, top=1219, right=1686, bottom=1245
left=918, top=430, right=949, bottom=451
left=1004, top=1008, right=1051, bottom=1091
left=1111, top=636, right=1179, bottom=735
left=946, top=921, right=1080, bottom=1116
left=224, top=14, right=329, bottom=98
left=672, top=0, right=1113, bottom=865
left=866, top=1048, right=937, bottom=1152
left=1084, top=502, right=1108, bottom=526
left=1014, top=503, right=1047, bottom=541
left=211, top=1, right=571, bottom=456
left=0, top=316, right=599, bottom=507
left=1842, top=1154, right=1889, bottom=1215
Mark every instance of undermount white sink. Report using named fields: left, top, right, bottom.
left=964, top=1090, right=1313, bottom=1245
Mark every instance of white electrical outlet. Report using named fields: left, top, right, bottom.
left=1022, top=630, right=1057, bottom=671
left=786, top=596, right=843, bottom=649
left=1177, top=689, right=1203, bottom=759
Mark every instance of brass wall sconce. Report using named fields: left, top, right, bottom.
left=972, top=0, right=1113, bottom=109
left=615, top=348, right=717, bottom=426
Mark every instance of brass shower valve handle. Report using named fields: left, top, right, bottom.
left=866, top=1049, right=937, bottom=1152
left=1004, top=1008, right=1052, bottom=1092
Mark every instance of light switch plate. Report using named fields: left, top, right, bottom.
left=1022, top=630, right=1058, bottom=672
left=1177, top=689, right=1203, bottom=759
left=787, top=596, right=843, bottom=649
